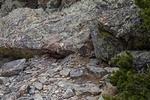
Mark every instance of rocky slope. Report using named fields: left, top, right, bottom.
left=0, top=54, right=118, bottom=100
left=0, top=0, right=149, bottom=100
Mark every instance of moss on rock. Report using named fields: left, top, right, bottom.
left=0, top=47, right=43, bottom=59
left=109, top=51, right=133, bottom=70
left=135, top=0, right=150, bottom=32
left=101, top=31, right=112, bottom=39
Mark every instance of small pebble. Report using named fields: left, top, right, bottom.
left=34, top=82, right=43, bottom=90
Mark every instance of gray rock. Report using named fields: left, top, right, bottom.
left=34, top=82, right=43, bottom=90
left=58, top=81, right=101, bottom=95
left=17, top=97, right=34, bottom=100
left=60, top=0, right=80, bottom=8
left=29, top=86, right=36, bottom=95
left=0, top=59, right=26, bottom=77
left=0, top=0, right=149, bottom=99
left=90, top=0, right=149, bottom=61
left=0, top=90, right=4, bottom=97
left=46, top=0, right=80, bottom=11
left=46, top=0, right=61, bottom=9
left=17, top=84, right=29, bottom=98
left=91, top=26, right=124, bottom=61
left=34, top=94, right=43, bottom=100
left=86, top=96, right=99, bottom=100
left=0, top=85, right=10, bottom=95
left=131, top=51, right=150, bottom=71
left=38, top=77, right=47, bottom=84
left=75, top=83, right=101, bottom=95
left=88, top=59, right=99, bottom=66
left=0, top=0, right=25, bottom=17
left=1, top=93, right=16, bottom=100
left=0, top=0, right=148, bottom=65
left=58, top=81, right=69, bottom=88
left=0, top=0, right=100, bottom=58
left=101, top=82, right=117, bottom=96
left=60, top=68, right=71, bottom=77
left=0, top=0, right=39, bottom=17
left=70, top=69, right=84, bottom=78
left=87, top=64, right=108, bottom=78
left=104, top=67, right=119, bottom=73
left=0, top=57, right=14, bottom=67
left=98, top=95, right=105, bottom=100
left=0, top=78, right=3, bottom=84
left=69, top=96, right=78, bottom=100
left=0, top=0, right=143, bottom=61
left=63, top=88, right=75, bottom=99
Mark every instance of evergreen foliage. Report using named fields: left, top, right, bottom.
left=135, top=0, right=150, bottom=32
left=104, top=52, right=150, bottom=100
left=103, top=0, right=150, bottom=99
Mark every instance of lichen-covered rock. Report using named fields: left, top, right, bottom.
left=0, top=0, right=100, bottom=58
left=0, top=0, right=24, bottom=17
left=131, top=51, right=150, bottom=71
left=46, top=0, right=61, bottom=10
left=60, top=0, right=80, bottom=9
left=0, top=0, right=149, bottom=62
left=91, top=26, right=124, bottom=61
left=90, top=0, right=150, bottom=61
left=46, top=0, right=80, bottom=9
left=87, top=64, right=108, bottom=78
left=0, top=0, right=39, bottom=17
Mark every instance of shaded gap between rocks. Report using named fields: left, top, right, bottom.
left=0, top=47, right=73, bottom=59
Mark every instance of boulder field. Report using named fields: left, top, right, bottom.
left=0, top=0, right=149, bottom=99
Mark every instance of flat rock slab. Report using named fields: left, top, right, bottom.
left=0, top=59, right=26, bottom=77
left=70, top=68, right=84, bottom=78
